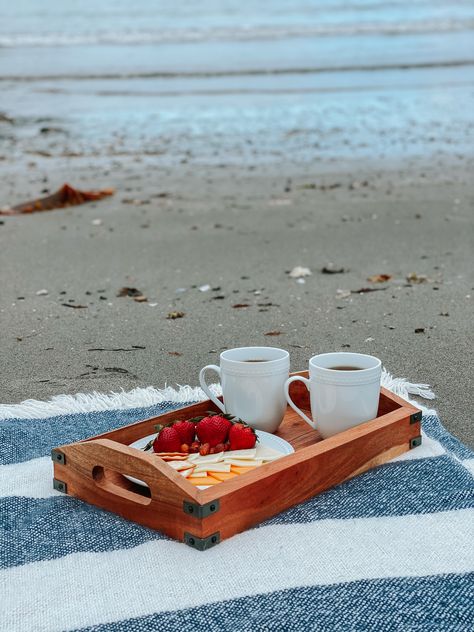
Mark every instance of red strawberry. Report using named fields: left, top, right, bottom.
left=228, top=422, right=257, bottom=450
left=172, top=419, right=196, bottom=445
left=195, top=414, right=232, bottom=447
left=153, top=426, right=182, bottom=453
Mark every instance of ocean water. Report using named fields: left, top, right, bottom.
left=1, top=0, right=473, bottom=167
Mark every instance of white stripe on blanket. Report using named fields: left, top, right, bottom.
left=0, top=432, right=446, bottom=499
left=2, top=509, right=473, bottom=632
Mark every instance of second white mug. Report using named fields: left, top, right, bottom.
left=284, top=352, right=382, bottom=438
left=199, top=346, right=290, bottom=433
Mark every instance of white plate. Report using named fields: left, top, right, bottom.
left=126, top=430, right=294, bottom=489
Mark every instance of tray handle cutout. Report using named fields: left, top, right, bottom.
left=92, top=465, right=152, bottom=506
left=62, top=438, right=191, bottom=507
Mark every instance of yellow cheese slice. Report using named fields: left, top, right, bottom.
left=188, top=476, right=221, bottom=486
left=230, top=465, right=259, bottom=475
left=211, top=471, right=239, bottom=481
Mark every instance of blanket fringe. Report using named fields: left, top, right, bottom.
left=0, top=370, right=435, bottom=421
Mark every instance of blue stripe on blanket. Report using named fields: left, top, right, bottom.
left=423, top=414, right=473, bottom=460
left=73, top=572, right=474, bottom=632
left=3, top=454, right=473, bottom=569
left=0, top=496, right=168, bottom=569
left=0, top=402, right=194, bottom=465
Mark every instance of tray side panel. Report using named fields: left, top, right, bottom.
left=54, top=439, right=201, bottom=541
left=198, top=411, right=420, bottom=541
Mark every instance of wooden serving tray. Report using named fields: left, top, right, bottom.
left=51, top=372, right=422, bottom=550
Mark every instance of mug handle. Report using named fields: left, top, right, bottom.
left=284, top=375, right=317, bottom=430
left=199, top=365, right=226, bottom=413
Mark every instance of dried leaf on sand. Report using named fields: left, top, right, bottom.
left=264, top=331, right=284, bottom=336
left=367, top=274, right=392, bottom=283
left=1, top=183, right=114, bottom=215
left=232, top=303, right=250, bottom=309
left=406, top=272, right=431, bottom=284
left=117, top=287, right=147, bottom=302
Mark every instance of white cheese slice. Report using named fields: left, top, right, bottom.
left=255, top=445, right=283, bottom=459
left=189, top=470, right=209, bottom=478
left=226, top=459, right=263, bottom=467
left=179, top=468, right=194, bottom=478
left=167, top=460, right=193, bottom=471
left=187, top=453, right=224, bottom=464
left=222, top=449, right=256, bottom=460
left=194, top=462, right=231, bottom=474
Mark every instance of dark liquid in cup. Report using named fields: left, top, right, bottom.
left=244, top=359, right=267, bottom=363
left=329, top=365, right=362, bottom=370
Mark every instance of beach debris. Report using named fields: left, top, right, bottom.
left=414, top=328, right=425, bottom=334
left=439, top=312, right=449, bottom=317
left=351, top=287, right=388, bottom=294
left=406, top=272, right=430, bottom=284
left=149, top=303, right=158, bottom=307
left=289, top=266, right=312, bottom=278
left=62, top=303, right=87, bottom=309
left=300, top=182, right=341, bottom=191
left=264, top=331, right=284, bottom=336
left=367, top=274, right=392, bottom=283
left=0, top=112, right=14, bottom=124
left=91, top=219, right=103, bottom=226
left=336, top=289, right=351, bottom=299
left=175, top=288, right=187, bottom=294
left=232, top=303, right=250, bottom=309
left=212, top=295, right=225, bottom=300
left=167, top=311, right=185, bottom=320
left=296, top=278, right=306, bottom=284
left=1, top=184, right=114, bottom=215
left=36, top=289, right=48, bottom=296
left=117, top=287, right=147, bottom=302
left=349, top=180, right=369, bottom=190
left=168, top=351, right=183, bottom=356
left=88, top=347, right=145, bottom=352
left=322, top=264, right=345, bottom=274
left=365, top=337, right=375, bottom=342
left=198, top=284, right=211, bottom=292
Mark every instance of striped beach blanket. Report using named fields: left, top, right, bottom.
left=1, top=381, right=473, bottom=632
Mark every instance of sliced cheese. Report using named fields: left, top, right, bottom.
left=224, top=459, right=263, bottom=467
left=255, top=445, right=283, bottom=459
left=211, top=471, right=239, bottom=482
left=167, top=460, right=193, bottom=471
left=231, top=465, right=259, bottom=475
left=187, top=453, right=224, bottom=464
left=194, top=462, right=231, bottom=474
left=179, top=468, right=195, bottom=478
left=188, top=476, right=221, bottom=486
left=222, top=449, right=256, bottom=460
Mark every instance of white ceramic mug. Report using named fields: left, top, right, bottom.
left=284, top=352, right=382, bottom=438
left=199, top=346, right=290, bottom=433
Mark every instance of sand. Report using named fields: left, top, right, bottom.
left=0, top=157, right=472, bottom=447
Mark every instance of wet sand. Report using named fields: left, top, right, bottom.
left=1, top=158, right=473, bottom=447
